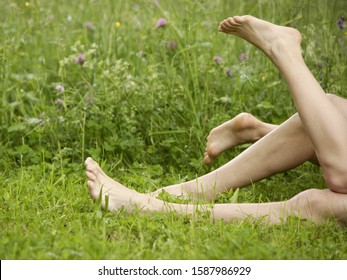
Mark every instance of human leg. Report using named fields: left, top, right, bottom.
left=219, top=16, right=347, bottom=193
left=212, top=188, right=347, bottom=225
left=153, top=112, right=316, bottom=201
left=203, top=112, right=278, bottom=165
left=85, top=158, right=347, bottom=225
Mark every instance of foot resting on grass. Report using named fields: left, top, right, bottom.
left=85, top=157, right=150, bottom=213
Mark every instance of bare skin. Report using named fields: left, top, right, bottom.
left=85, top=15, right=347, bottom=225
left=203, top=112, right=277, bottom=165
left=219, top=16, right=347, bottom=193
left=85, top=157, right=347, bottom=225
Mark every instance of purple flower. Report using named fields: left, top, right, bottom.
left=338, top=37, right=345, bottom=45
left=213, top=55, right=223, bottom=63
left=84, top=21, right=94, bottom=30
left=156, top=18, right=167, bottom=28
left=55, top=98, right=64, bottom=105
left=226, top=67, right=232, bottom=77
left=38, top=113, right=46, bottom=126
left=239, top=52, right=247, bottom=62
left=74, top=54, right=86, bottom=64
left=337, top=17, right=345, bottom=30
left=85, top=96, right=94, bottom=105
left=55, top=84, right=65, bottom=94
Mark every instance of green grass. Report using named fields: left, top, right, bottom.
left=1, top=0, right=347, bottom=260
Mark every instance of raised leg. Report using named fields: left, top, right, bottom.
left=219, top=16, right=347, bottom=193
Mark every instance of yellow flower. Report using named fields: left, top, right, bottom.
left=25, top=2, right=30, bottom=7
left=115, top=21, right=121, bottom=28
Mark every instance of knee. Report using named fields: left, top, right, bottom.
left=323, top=168, right=347, bottom=194
left=318, top=93, right=347, bottom=193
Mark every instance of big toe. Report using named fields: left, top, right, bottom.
left=85, top=158, right=101, bottom=173
left=85, top=157, right=94, bottom=165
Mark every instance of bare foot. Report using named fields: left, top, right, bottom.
left=204, top=113, right=277, bottom=164
left=85, top=157, right=147, bottom=212
left=218, top=15, right=302, bottom=64
left=150, top=181, right=206, bottom=201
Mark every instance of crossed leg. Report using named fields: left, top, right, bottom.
left=204, top=94, right=347, bottom=167
left=218, top=16, right=347, bottom=193
left=152, top=112, right=316, bottom=201
left=85, top=15, right=347, bottom=225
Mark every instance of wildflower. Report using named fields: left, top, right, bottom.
left=74, top=54, right=86, bottom=64
left=85, top=96, right=94, bottom=105
left=337, top=17, right=345, bottom=30
left=38, top=113, right=46, bottom=126
left=55, top=84, right=65, bottom=94
left=156, top=18, right=167, bottom=28
left=25, top=2, right=30, bottom=7
left=226, top=68, right=232, bottom=77
left=338, top=37, right=345, bottom=46
left=213, top=55, right=223, bottom=63
left=239, top=52, right=247, bottom=62
left=55, top=98, right=64, bottom=106
left=137, top=50, right=146, bottom=58
left=115, top=21, right=121, bottom=28
left=84, top=21, right=94, bottom=30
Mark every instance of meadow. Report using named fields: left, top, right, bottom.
left=1, top=0, right=347, bottom=259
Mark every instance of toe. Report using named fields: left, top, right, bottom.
left=233, top=15, right=252, bottom=24
left=227, top=17, right=241, bottom=26
left=226, top=17, right=235, bottom=25
left=87, top=180, right=100, bottom=200
left=85, top=157, right=94, bottom=165
left=219, top=18, right=240, bottom=33
left=86, top=164, right=97, bottom=173
left=85, top=159, right=101, bottom=174
left=87, top=180, right=95, bottom=191
left=85, top=157, right=96, bottom=171
left=218, top=24, right=226, bottom=32
left=86, top=171, right=96, bottom=181
left=222, top=19, right=234, bottom=28
left=232, top=15, right=242, bottom=23
left=203, top=156, right=212, bottom=165
left=203, top=152, right=213, bottom=165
